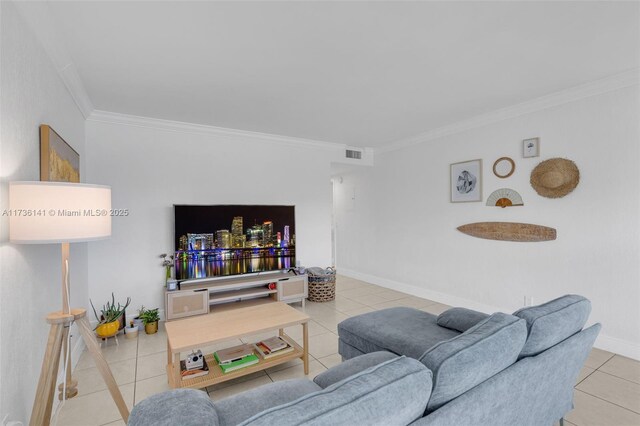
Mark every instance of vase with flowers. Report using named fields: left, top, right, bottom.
left=160, top=253, right=175, bottom=288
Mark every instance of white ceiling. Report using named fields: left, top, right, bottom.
left=47, top=1, right=639, bottom=147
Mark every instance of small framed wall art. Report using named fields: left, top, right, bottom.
left=40, top=124, right=80, bottom=182
left=523, top=137, right=540, bottom=158
left=450, top=159, right=482, bottom=203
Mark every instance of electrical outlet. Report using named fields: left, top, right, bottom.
left=523, top=296, right=534, bottom=307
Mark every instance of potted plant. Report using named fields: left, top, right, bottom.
left=140, top=307, right=160, bottom=334
left=133, top=305, right=145, bottom=331
left=90, top=293, right=131, bottom=338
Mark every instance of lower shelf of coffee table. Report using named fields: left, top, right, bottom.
left=167, top=335, right=304, bottom=389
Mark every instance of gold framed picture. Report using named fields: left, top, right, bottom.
left=40, top=124, right=79, bottom=182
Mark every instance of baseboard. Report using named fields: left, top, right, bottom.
left=339, top=268, right=640, bottom=361
left=339, top=268, right=502, bottom=314
left=595, top=334, right=640, bottom=361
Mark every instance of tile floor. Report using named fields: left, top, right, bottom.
left=57, top=275, right=640, bottom=426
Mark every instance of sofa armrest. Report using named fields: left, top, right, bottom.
left=437, top=307, right=490, bottom=333
left=129, top=389, right=219, bottom=426
left=313, top=351, right=397, bottom=388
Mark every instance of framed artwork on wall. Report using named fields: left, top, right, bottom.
left=40, top=124, right=80, bottom=182
left=450, top=159, right=482, bottom=203
left=523, top=137, right=540, bottom=158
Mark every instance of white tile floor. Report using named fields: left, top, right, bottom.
left=57, top=275, right=640, bottom=426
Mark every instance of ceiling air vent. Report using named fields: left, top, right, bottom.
left=345, top=149, right=362, bottom=160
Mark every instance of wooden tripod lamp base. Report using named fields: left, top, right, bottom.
left=29, top=308, right=130, bottom=426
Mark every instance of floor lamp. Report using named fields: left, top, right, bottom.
left=9, top=181, right=130, bottom=425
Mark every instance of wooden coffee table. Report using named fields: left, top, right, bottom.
left=165, top=302, right=310, bottom=389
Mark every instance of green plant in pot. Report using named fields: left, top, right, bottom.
left=139, top=307, right=160, bottom=334
left=90, top=293, right=131, bottom=337
left=133, top=305, right=145, bottom=331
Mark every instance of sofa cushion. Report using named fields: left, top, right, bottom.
left=240, top=356, right=432, bottom=426
left=437, top=308, right=490, bottom=333
left=128, top=388, right=218, bottom=426
left=338, top=307, right=460, bottom=359
left=513, top=294, right=591, bottom=358
left=419, top=312, right=527, bottom=412
left=314, top=351, right=397, bottom=388
left=216, top=379, right=321, bottom=426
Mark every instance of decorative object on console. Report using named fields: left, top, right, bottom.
left=457, top=222, right=557, bottom=242
left=492, top=157, right=515, bottom=178
left=160, top=253, right=174, bottom=284
left=530, top=158, right=580, bottom=199
left=486, top=188, right=524, bottom=208
left=523, top=137, right=540, bottom=158
left=307, top=267, right=337, bottom=302
left=139, top=307, right=160, bottom=334
left=40, top=124, right=80, bottom=183
left=450, top=159, right=482, bottom=203
left=166, top=279, right=178, bottom=291
left=9, top=181, right=130, bottom=425
left=90, top=293, right=131, bottom=337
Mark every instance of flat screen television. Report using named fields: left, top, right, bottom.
left=174, top=205, right=296, bottom=281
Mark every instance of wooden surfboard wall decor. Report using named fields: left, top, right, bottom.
left=457, top=222, right=557, bottom=242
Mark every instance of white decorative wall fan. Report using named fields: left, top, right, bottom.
left=486, top=188, right=524, bottom=208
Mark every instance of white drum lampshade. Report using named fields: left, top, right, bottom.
left=9, top=181, right=111, bottom=243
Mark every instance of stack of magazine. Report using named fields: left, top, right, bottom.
left=254, top=336, right=294, bottom=359
left=214, top=344, right=259, bottom=373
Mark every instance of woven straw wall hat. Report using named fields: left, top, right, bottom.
left=530, top=158, right=580, bottom=198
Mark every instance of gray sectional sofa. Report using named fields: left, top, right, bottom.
left=128, top=294, right=599, bottom=426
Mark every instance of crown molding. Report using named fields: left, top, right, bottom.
left=87, top=110, right=349, bottom=151
left=377, top=68, right=640, bottom=154
left=12, top=0, right=94, bottom=118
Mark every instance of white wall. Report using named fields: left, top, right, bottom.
left=334, top=86, right=640, bottom=359
left=85, top=119, right=334, bottom=316
left=0, top=1, right=88, bottom=421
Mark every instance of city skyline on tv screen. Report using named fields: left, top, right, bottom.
left=173, top=205, right=296, bottom=280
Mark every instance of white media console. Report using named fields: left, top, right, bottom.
left=164, top=271, right=308, bottom=321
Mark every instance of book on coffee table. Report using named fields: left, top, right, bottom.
left=254, top=337, right=294, bottom=360
left=214, top=353, right=259, bottom=373
left=260, top=336, right=289, bottom=352
left=214, top=344, right=255, bottom=364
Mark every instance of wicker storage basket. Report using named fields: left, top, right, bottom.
left=307, top=267, right=336, bottom=302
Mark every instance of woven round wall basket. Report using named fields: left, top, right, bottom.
left=307, top=267, right=336, bottom=302
left=530, top=158, right=580, bottom=199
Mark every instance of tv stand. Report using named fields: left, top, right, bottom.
left=165, top=271, right=308, bottom=321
